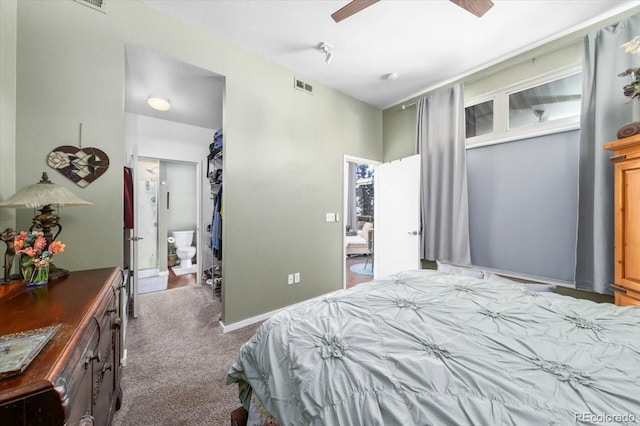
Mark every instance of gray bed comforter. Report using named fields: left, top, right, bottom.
left=226, top=270, right=640, bottom=425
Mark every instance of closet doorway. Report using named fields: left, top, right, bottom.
left=343, top=156, right=380, bottom=288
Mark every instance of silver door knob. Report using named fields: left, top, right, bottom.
left=408, top=231, right=418, bottom=235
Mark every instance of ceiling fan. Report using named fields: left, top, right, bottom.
left=331, top=0, right=494, bottom=23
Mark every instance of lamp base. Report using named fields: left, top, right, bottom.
left=49, top=264, right=70, bottom=280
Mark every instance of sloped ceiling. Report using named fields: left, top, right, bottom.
left=142, top=0, right=639, bottom=110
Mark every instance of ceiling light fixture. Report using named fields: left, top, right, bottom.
left=147, top=95, right=171, bottom=111
left=384, top=73, right=398, bottom=82
left=318, top=42, right=333, bottom=64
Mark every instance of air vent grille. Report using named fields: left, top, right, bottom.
left=73, top=0, right=107, bottom=13
left=294, top=78, right=313, bottom=95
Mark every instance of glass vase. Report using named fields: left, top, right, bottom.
left=21, top=264, right=34, bottom=282
left=27, top=265, right=49, bottom=287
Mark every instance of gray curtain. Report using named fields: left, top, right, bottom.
left=346, top=162, right=357, bottom=232
left=576, top=14, right=640, bottom=293
left=416, top=83, right=471, bottom=265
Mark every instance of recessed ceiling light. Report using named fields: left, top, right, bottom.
left=147, top=95, right=171, bottom=111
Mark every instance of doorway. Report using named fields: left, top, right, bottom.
left=123, top=42, right=224, bottom=318
left=343, top=156, right=380, bottom=288
left=136, top=158, right=199, bottom=294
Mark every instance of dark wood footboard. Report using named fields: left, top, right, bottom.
left=230, top=406, right=248, bottom=426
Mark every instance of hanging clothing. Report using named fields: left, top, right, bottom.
left=123, top=167, right=134, bottom=229
left=212, top=185, right=223, bottom=260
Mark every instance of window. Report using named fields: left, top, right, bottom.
left=465, top=68, right=582, bottom=146
left=508, top=73, right=582, bottom=130
left=465, top=99, right=494, bottom=138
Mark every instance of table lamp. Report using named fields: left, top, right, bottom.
left=0, top=172, right=92, bottom=282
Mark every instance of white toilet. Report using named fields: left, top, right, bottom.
left=172, top=230, right=196, bottom=269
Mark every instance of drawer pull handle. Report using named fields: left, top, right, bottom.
left=610, top=284, right=627, bottom=294
left=609, top=154, right=627, bottom=162
left=84, top=350, right=101, bottom=369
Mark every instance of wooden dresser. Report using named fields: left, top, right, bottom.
left=605, top=135, right=640, bottom=307
left=0, top=267, right=123, bottom=425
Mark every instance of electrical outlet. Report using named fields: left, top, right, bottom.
left=288, top=274, right=294, bottom=285
left=294, top=272, right=300, bottom=283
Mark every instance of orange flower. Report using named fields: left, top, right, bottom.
left=20, top=247, right=37, bottom=257
left=48, top=241, right=65, bottom=254
left=14, top=231, right=28, bottom=250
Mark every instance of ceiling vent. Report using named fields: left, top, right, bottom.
left=294, top=78, right=313, bottom=95
left=73, top=0, right=107, bottom=13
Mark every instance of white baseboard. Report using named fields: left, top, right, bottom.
left=220, top=288, right=342, bottom=333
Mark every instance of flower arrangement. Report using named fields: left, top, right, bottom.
left=14, top=231, right=65, bottom=283
left=619, top=36, right=640, bottom=103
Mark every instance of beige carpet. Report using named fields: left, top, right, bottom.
left=112, top=284, right=261, bottom=426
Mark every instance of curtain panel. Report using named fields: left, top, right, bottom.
left=416, top=84, right=471, bottom=266
left=576, top=13, right=640, bottom=293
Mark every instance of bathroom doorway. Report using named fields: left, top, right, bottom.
left=136, top=157, right=199, bottom=294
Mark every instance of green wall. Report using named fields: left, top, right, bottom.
left=8, top=1, right=382, bottom=326
left=0, top=0, right=17, bottom=234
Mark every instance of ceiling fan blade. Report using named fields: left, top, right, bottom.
left=449, top=0, right=494, bottom=17
left=331, top=0, right=380, bottom=23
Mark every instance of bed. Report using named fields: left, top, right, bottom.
left=226, top=269, right=640, bottom=425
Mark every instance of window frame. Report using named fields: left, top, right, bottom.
left=465, top=64, right=582, bottom=148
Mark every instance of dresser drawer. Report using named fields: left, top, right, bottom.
left=62, top=324, right=100, bottom=425
left=614, top=289, right=640, bottom=307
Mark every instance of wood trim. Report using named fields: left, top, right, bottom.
left=604, top=133, right=640, bottom=152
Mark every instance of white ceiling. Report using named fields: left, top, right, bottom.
left=139, top=0, right=639, bottom=112
left=124, top=43, right=224, bottom=130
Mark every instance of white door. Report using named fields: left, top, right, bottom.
left=374, top=154, right=421, bottom=279
left=130, top=158, right=142, bottom=318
